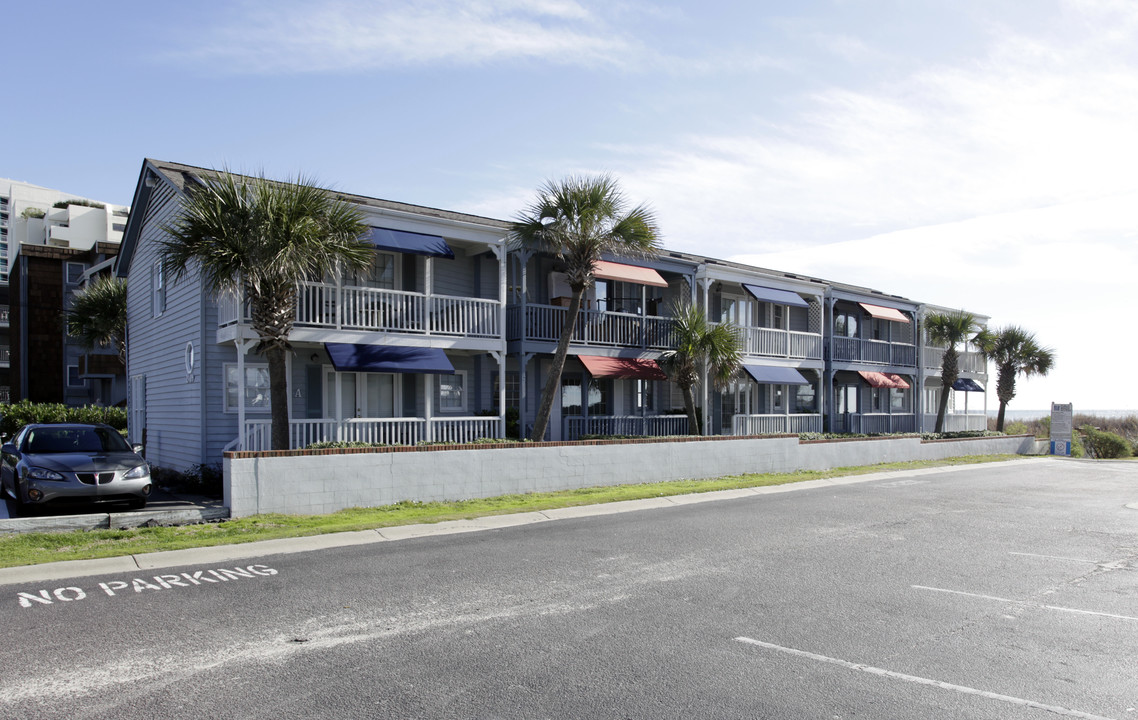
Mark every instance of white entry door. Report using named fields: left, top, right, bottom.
left=324, top=370, right=397, bottom=419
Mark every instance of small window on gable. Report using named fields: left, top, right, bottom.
left=152, top=261, right=166, bottom=317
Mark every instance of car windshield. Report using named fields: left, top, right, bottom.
left=24, top=427, right=132, bottom=454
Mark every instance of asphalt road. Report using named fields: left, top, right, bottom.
left=2, top=458, right=1136, bottom=719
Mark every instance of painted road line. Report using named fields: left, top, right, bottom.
left=733, top=637, right=1118, bottom=720
left=1009, top=551, right=1101, bottom=564
left=912, top=585, right=1138, bottom=622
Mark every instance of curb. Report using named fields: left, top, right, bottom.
left=0, top=458, right=1039, bottom=587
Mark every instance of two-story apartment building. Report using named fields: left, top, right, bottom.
left=917, top=304, right=990, bottom=432
left=116, top=160, right=511, bottom=468
left=118, top=160, right=989, bottom=470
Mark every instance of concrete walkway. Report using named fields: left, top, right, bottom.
left=0, top=458, right=1041, bottom=588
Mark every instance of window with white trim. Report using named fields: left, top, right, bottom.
left=152, top=261, right=166, bottom=316
left=67, top=365, right=84, bottom=388
left=65, top=262, right=85, bottom=285
left=224, top=363, right=271, bottom=413
left=438, top=371, right=467, bottom=412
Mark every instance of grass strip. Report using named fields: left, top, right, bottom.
left=0, top=454, right=1018, bottom=569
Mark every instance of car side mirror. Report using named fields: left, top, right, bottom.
left=131, top=444, right=144, bottom=455
left=1, top=443, right=17, bottom=456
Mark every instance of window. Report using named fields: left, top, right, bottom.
left=871, top=387, right=885, bottom=412
left=561, top=377, right=608, bottom=415
left=772, top=384, right=783, bottom=411
left=772, top=305, right=784, bottom=330
left=129, top=375, right=146, bottom=444
left=836, top=385, right=858, bottom=414
left=224, top=363, right=270, bottom=413
left=794, top=383, right=816, bottom=413
left=66, top=262, right=85, bottom=285
left=152, top=261, right=166, bottom=316
left=438, top=371, right=467, bottom=412
left=492, top=371, right=520, bottom=411
left=67, top=365, right=84, bottom=388
left=636, top=379, right=655, bottom=412
left=348, top=252, right=396, bottom=289
left=834, top=312, right=858, bottom=338
left=890, top=387, right=910, bottom=411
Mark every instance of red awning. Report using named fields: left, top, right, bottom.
left=593, top=260, right=668, bottom=288
left=580, top=355, right=668, bottom=380
left=858, top=303, right=910, bottom=323
left=858, top=371, right=911, bottom=389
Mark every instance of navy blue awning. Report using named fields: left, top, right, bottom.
left=324, top=343, right=455, bottom=374
left=952, top=377, right=985, bottom=392
left=742, top=284, right=809, bottom=308
left=742, top=364, right=811, bottom=385
left=368, top=227, right=454, bottom=259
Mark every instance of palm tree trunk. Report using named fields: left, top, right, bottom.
left=680, top=382, right=701, bottom=436
left=530, top=287, right=585, bottom=441
left=996, top=402, right=1007, bottom=432
left=935, top=348, right=959, bottom=433
left=267, top=347, right=290, bottom=451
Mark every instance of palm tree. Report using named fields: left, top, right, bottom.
left=661, top=301, right=742, bottom=435
left=66, top=275, right=128, bottom=364
left=924, top=310, right=980, bottom=433
left=510, top=175, right=661, bottom=441
left=160, top=171, right=373, bottom=450
left=975, top=325, right=1055, bottom=432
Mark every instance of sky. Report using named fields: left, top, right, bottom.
left=4, top=0, right=1135, bottom=412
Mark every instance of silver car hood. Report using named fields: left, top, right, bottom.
left=25, top=452, right=147, bottom=474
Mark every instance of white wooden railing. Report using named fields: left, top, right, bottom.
left=922, top=346, right=987, bottom=373
left=832, top=338, right=917, bottom=367
left=219, top=284, right=500, bottom=338
left=731, top=414, right=822, bottom=435
left=921, top=413, right=987, bottom=432
left=509, top=304, right=675, bottom=349
left=833, top=413, right=917, bottom=434
left=563, top=415, right=688, bottom=440
left=241, top=416, right=502, bottom=451
left=730, top=326, right=822, bottom=360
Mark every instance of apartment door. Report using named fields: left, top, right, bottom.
left=834, top=384, right=858, bottom=432
left=324, top=370, right=397, bottom=419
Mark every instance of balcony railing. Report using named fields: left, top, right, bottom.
left=563, top=414, right=688, bottom=440
left=732, top=325, right=822, bottom=360
left=508, top=304, right=675, bottom=349
left=241, top=416, right=502, bottom=451
left=731, top=413, right=822, bottom=435
left=832, top=412, right=916, bottom=434
left=922, top=413, right=987, bottom=432
left=0, top=305, right=9, bottom=325
left=922, top=347, right=987, bottom=374
left=832, top=337, right=917, bottom=367
left=219, top=283, right=501, bottom=338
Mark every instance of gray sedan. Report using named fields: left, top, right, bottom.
left=1, top=424, right=151, bottom=510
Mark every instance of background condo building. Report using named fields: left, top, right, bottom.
left=0, top=177, right=129, bottom=405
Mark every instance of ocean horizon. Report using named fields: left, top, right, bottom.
left=986, top=409, right=1137, bottom=420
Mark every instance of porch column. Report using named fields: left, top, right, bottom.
left=285, top=351, right=293, bottom=449
left=490, top=350, right=506, bottom=439
left=518, top=352, right=533, bottom=439
left=334, top=371, right=343, bottom=442
left=425, top=373, right=434, bottom=442
left=699, top=276, right=712, bottom=435
left=425, top=256, right=433, bottom=335
left=335, top=261, right=343, bottom=330
left=825, top=296, right=835, bottom=433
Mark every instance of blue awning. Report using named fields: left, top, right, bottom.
left=952, top=377, right=985, bottom=392
left=368, top=227, right=454, bottom=259
left=742, top=284, right=809, bottom=308
left=324, top=343, right=455, bottom=374
left=742, top=364, right=811, bottom=385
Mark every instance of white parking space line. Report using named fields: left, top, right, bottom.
left=1009, top=551, right=1100, bottom=564
left=733, top=637, right=1118, bottom=720
left=912, top=585, right=1138, bottom=622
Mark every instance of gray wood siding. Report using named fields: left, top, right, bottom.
left=125, top=182, right=204, bottom=472
left=789, top=306, right=809, bottom=333
left=431, top=254, right=478, bottom=298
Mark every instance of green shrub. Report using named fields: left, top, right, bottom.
left=1077, top=426, right=1132, bottom=459
left=52, top=199, right=105, bottom=209
left=305, top=441, right=385, bottom=450
left=0, top=400, right=127, bottom=437
left=20, top=207, right=45, bottom=219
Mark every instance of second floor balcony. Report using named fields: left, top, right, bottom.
left=832, top=337, right=917, bottom=367
left=734, top=325, right=823, bottom=360
left=508, top=304, right=675, bottom=350
left=922, top=346, right=987, bottom=375
left=219, top=282, right=501, bottom=339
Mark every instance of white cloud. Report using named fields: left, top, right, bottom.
left=172, top=0, right=638, bottom=73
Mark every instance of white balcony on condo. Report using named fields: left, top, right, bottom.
left=508, top=304, right=675, bottom=350
left=711, top=281, right=824, bottom=361
left=922, top=345, right=987, bottom=374
left=730, top=325, right=823, bottom=360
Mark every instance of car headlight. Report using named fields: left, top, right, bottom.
left=28, top=467, right=65, bottom=481
left=123, top=464, right=150, bottom=480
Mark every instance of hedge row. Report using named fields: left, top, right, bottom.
left=0, top=400, right=128, bottom=437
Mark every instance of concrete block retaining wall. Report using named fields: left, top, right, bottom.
left=223, top=434, right=1039, bottom=517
